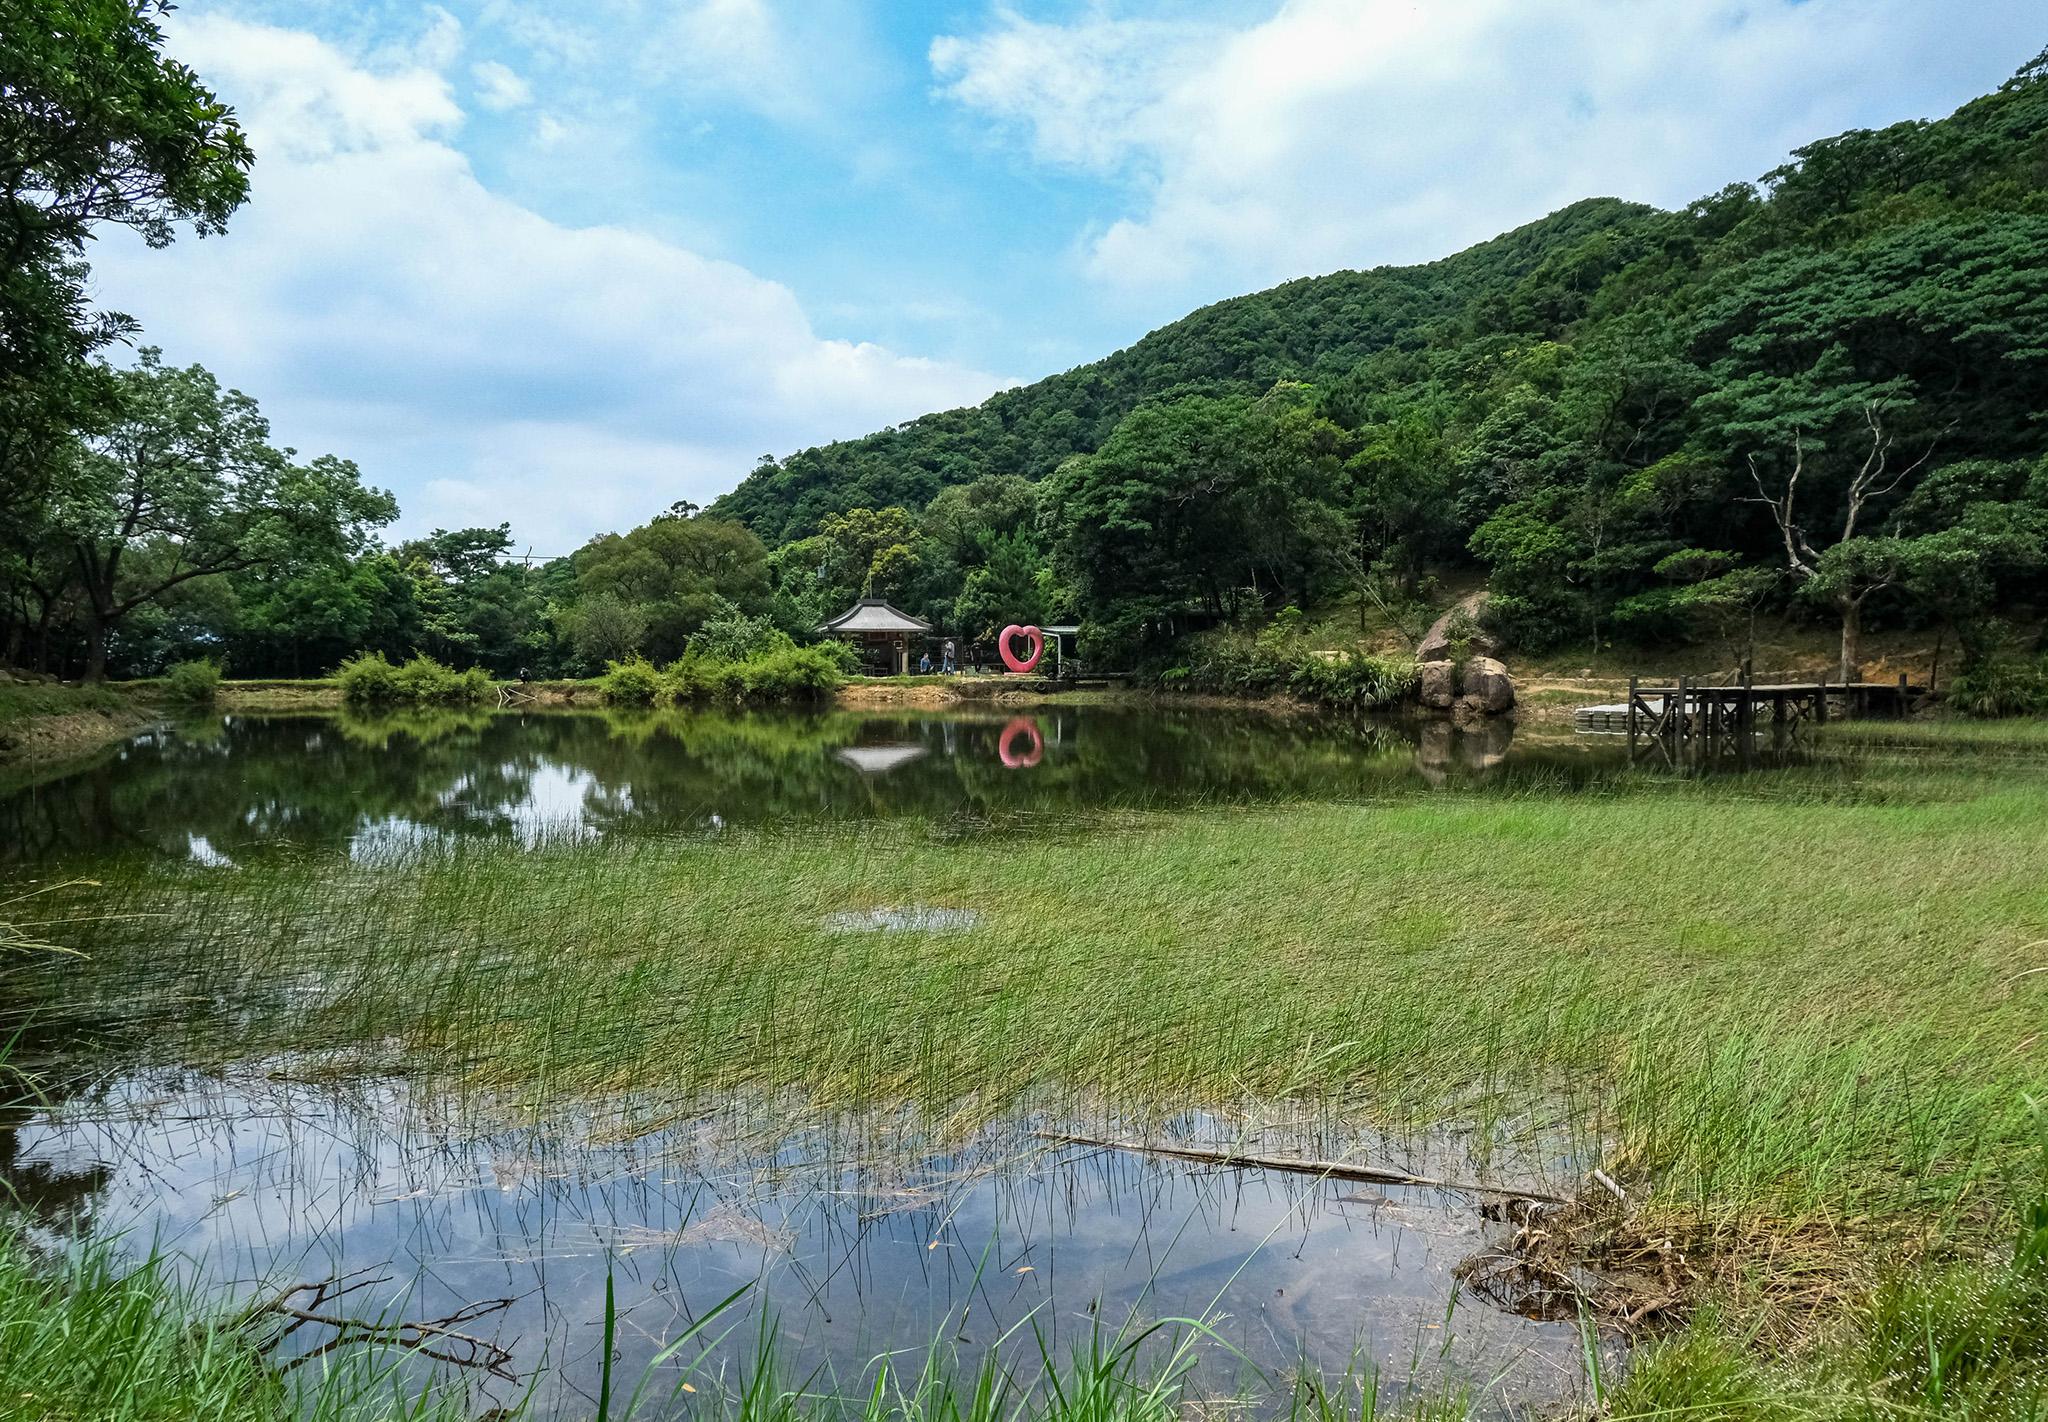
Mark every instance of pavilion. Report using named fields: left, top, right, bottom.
left=817, top=597, right=929, bottom=676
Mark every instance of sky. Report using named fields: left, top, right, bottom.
left=86, top=0, right=2045, bottom=552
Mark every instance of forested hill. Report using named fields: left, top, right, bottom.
left=707, top=197, right=1656, bottom=542
left=712, top=54, right=2048, bottom=548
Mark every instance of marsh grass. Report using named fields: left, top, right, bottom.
left=10, top=722, right=2048, bottom=1417
left=0, top=1226, right=484, bottom=1422
left=0, top=1223, right=1492, bottom=1422
left=26, top=758, right=2048, bottom=1228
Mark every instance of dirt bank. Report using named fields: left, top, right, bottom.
left=0, top=687, right=158, bottom=768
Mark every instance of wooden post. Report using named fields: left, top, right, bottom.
left=1676, top=675, right=1688, bottom=742
left=1898, top=671, right=1909, bottom=718
left=1740, top=666, right=1754, bottom=735
left=1815, top=672, right=1828, bottom=725
left=1628, top=674, right=1639, bottom=751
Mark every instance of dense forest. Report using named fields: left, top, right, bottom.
left=5, top=9, right=2047, bottom=701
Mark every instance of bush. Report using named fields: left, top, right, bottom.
left=161, top=658, right=222, bottom=704
left=1286, top=651, right=1419, bottom=709
left=735, top=645, right=844, bottom=703
left=1948, top=653, right=2048, bottom=717
left=605, top=643, right=847, bottom=708
left=690, top=606, right=790, bottom=662
left=1158, top=619, right=1419, bottom=712
left=338, top=652, right=493, bottom=706
left=600, top=655, right=668, bottom=706
left=336, top=651, right=403, bottom=705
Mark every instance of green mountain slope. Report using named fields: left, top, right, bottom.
left=708, top=198, right=1659, bottom=543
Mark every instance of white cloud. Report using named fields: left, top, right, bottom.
left=88, top=15, right=1009, bottom=544
left=929, top=11, right=1216, bottom=173
left=470, top=59, right=532, bottom=112
left=934, top=0, right=2044, bottom=294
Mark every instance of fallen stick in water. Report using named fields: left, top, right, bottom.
left=1031, top=1130, right=1567, bottom=1204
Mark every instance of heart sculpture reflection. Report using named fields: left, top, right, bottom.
left=998, top=623, right=1044, bottom=674
left=998, top=716, right=1043, bottom=769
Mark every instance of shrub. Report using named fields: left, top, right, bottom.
left=1948, top=654, right=2048, bottom=717
left=736, top=644, right=844, bottom=703
left=1286, top=651, right=1419, bottom=710
left=338, top=652, right=492, bottom=706
left=600, top=655, right=668, bottom=706
left=1158, top=621, right=1419, bottom=712
left=336, top=651, right=403, bottom=705
left=691, top=606, right=791, bottom=662
left=161, top=658, right=222, bottom=704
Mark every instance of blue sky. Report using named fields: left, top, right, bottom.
left=88, top=0, right=2044, bottom=550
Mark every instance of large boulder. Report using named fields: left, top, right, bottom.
left=1418, top=659, right=1456, bottom=710
left=1462, top=656, right=1515, bottom=714
left=1415, top=595, right=1498, bottom=664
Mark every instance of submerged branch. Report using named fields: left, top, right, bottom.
left=1031, top=1129, right=1567, bottom=1203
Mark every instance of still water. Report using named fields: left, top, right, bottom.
left=4, top=702, right=1630, bottom=866
left=4, top=702, right=1867, bottom=1416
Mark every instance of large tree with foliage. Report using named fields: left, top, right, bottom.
left=1, top=0, right=252, bottom=559
left=56, top=350, right=394, bottom=678
left=574, top=514, right=770, bottom=662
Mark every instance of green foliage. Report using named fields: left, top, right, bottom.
left=334, top=651, right=402, bottom=705
left=575, top=516, right=772, bottom=663
left=336, top=651, right=492, bottom=707
left=727, top=643, right=846, bottom=703
left=1164, top=618, right=1418, bottom=711
left=699, top=56, right=2048, bottom=672
left=1948, top=652, right=2048, bottom=717
left=0, top=0, right=254, bottom=579
left=52, top=349, right=396, bottom=679
left=604, top=644, right=846, bottom=707
left=691, top=604, right=790, bottom=662
left=599, top=654, right=667, bottom=706
left=160, top=657, right=221, bottom=704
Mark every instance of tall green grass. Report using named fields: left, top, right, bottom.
left=26, top=767, right=2048, bottom=1228
left=0, top=1228, right=479, bottom=1422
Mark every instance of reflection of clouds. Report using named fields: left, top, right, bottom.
left=184, top=834, right=234, bottom=868
left=833, top=744, right=929, bottom=775
left=17, top=1074, right=1581, bottom=1415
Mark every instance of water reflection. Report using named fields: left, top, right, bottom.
left=0, top=706, right=1577, bottom=868
left=8, top=1073, right=1584, bottom=1418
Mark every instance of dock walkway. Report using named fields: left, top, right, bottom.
left=1576, top=673, right=1920, bottom=740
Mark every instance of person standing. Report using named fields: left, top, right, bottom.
left=942, top=639, right=956, bottom=674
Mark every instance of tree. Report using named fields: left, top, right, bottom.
left=558, top=592, right=645, bottom=672
left=574, top=516, right=770, bottom=661
left=1, top=0, right=253, bottom=554
left=952, top=530, right=1046, bottom=640
left=1613, top=550, right=1780, bottom=673
left=56, top=350, right=394, bottom=679
left=1740, top=403, right=1947, bottom=680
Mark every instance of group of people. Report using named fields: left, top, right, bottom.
left=918, top=639, right=963, bottom=676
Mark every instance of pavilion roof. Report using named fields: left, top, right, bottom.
left=817, top=598, right=930, bottom=634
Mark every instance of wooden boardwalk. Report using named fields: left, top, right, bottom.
left=1576, top=672, right=1922, bottom=743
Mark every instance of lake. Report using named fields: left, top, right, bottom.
left=4, top=702, right=2024, bottom=1418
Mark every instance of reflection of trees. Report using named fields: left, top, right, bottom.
left=0, top=706, right=1656, bottom=868
left=0, top=712, right=549, bottom=866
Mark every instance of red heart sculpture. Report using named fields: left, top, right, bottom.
left=998, top=623, right=1044, bottom=674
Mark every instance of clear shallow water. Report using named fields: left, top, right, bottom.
left=3, top=703, right=1990, bottom=1416
left=2, top=1073, right=1585, bottom=1417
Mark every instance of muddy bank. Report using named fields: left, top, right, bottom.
left=0, top=693, right=158, bottom=768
